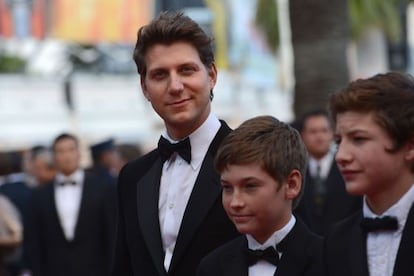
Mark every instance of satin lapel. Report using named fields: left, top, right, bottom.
left=276, top=220, right=310, bottom=276
left=393, top=202, right=414, bottom=276
left=168, top=121, right=231, bottom=272
left=349, top=214, right=369, bottom=276
left=169, top=151, right=220, bottom=270
left=136, top=158, right=166, bottom=276
left=73, top=176, right=89, bottom=242
left=223, top=237, right=249, bottom=276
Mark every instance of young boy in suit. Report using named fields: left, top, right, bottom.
left=197, top=115, right=323, bottom=276
left=325, top=72, right=414, bottom=276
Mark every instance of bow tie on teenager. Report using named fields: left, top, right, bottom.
left=158, top=136, right=191, bottom=163
left=360, top=216, right=399, bottom=232
left=245, top=246, right=280, bottom=266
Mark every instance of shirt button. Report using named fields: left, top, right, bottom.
left=168, top=203, right=174, bottom=209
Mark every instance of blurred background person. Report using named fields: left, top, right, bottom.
left=30, top=147, right=56, bottom=187
left=0, top=150, right=32, bottom=276
left=113, top=143, right=143, bottom=176
left=294, top=109, right=362, bottom=236
left=88, top=138, right=117, bottom=184
left=27, top=133, right=116, bottom=276
left=0, top=194, right=22, bottom=276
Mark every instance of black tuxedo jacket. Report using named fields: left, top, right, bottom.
left=295, top=161, right=362, bottom=235
left=197, top=219, right=323, bottom=276
left=111, top=121, right=240, bottom=276
left=27, top=172, right=116, bottom=276
left=324, top=203, right=414, bottom=276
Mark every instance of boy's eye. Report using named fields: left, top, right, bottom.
left=352, top=137, right=367, bottom=143
left=221, top=184, right=232, bottom=192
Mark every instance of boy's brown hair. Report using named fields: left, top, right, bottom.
left=329, top=72, right=414, bottom=159
left=215, top=115, right=308, bottom=208
left=133, top=11, right=214, bottom=77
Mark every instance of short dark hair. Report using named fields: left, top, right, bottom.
left=215, top=115, right=308, bottom=209
left=329, top=72, right=414, bottom=154
left=297, top=108, right=332, bottom=133
left=133, top=11, right=214, bottom=77
left=52, top=133, right=79, bottom=152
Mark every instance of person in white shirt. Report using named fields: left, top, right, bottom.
left=111, top=11, right=239, bottom=276
left=325, top=72, right=414, bottom=276
left=197, top=115, right=323, bottom=276
left=27, top=133, right=116, bottom=276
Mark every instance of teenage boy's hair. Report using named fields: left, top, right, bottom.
left=329, top=72, right=414, bottom=155
left=215, top=115, right=308, bottom=208
left=133, top=11, right=214, bottom=77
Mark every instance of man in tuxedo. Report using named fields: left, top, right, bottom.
left=27, top=133, right=116, bottom=276
left=197, top=116, right=323, bottom=276
left=88, top=138, right=117, bottom=185
left=294, top=109, right=362, bottom=235
left=111, top=11, right=239, bottom=276
left=325, top=72, right=414, bottom=275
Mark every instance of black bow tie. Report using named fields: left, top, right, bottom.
left=245, top=246, right=280, bottom=266
left=59, top=180, right=76, bottom=186
left=158, top=136, right=191, bottom=163
left=360, top=216, right=399, bottom=232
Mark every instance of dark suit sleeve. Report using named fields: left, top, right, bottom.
left=196, top=251, right=221, bottom=276
left=111, top=166, right=134, bottom=276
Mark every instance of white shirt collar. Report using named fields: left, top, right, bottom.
left=363, top=184, right=414, bottom=232
left=163, top=112, right=220, bottom=170
left=309, top=151, right=334, bottom=179
left=246, top=215, right=296, bottom=250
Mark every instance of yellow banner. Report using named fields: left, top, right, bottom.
left=52, top=0, right=152, bottom=43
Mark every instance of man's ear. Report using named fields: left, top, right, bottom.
left=285, top=170, right=302, bottom=200
left=140, top=77, right=150, bottom=101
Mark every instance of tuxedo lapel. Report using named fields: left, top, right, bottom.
left=73, top=176, right=89, bottom=242
left=169, top=121, right=231, bottom=272
left=348, top=213, right=369, bottom=276
left=222, top=237, right=249, bottom=276
left=136, top=158, right=166, bottom=276
left=169, top=151, right=221, bottom=271
left=276, top=220, right=312, bottom=276
left=393, top=202, right=414, bottom=276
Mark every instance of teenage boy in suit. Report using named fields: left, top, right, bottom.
left=325, top=72, right=414, bottom=276
left=197, top=115, right=323, bottom=276
left=27, top=133, right=116, bottom=276
left=111, top=11, right=239, bottom=276
left=294, top=109, right=362, bottom=235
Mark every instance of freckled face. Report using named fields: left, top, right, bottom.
left=141, top=42, right=217, bottom=140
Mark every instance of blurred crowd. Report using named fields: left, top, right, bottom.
left=0, top=134, right=142, bottom=276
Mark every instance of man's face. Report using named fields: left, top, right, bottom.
left=221, top=164, right=294, bottom=243
left=335, top=111, right=412, bottom=201
left=141, top=41, right=217, bottom=140
left=53, top=138, right=80, bottom=176
left=301, top=115, right=333, bottom=159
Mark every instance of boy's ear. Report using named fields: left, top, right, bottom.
left=405, top=134, right=414, bottom=161
left=285, top=170, right=302, bottom=200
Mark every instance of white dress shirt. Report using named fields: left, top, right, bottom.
left=54, top=169, right=84, bottom=241
left=364, top=184, right=414, bottom=276
left=246, top=215, right=296, bottom=276
left=308, top=150, right=334, bottom=180
left=158, top=112, right=221, bottom=271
